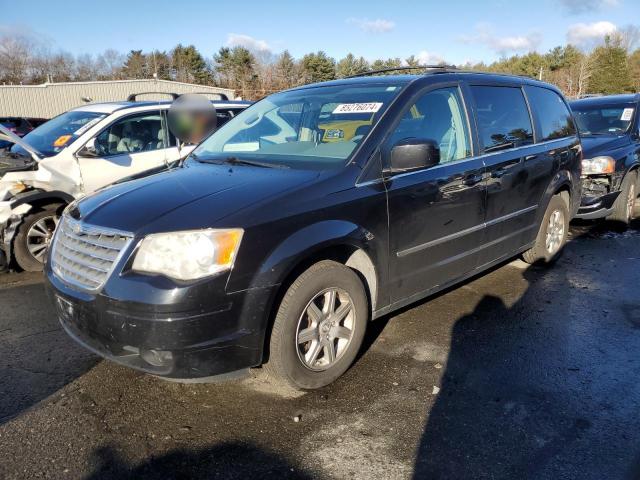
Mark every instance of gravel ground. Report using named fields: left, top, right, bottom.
left=1, top=221, right=639, bottom=479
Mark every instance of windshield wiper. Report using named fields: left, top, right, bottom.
left=223, top=156, right=289, bottom=169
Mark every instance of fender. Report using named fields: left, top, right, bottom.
left=248, top=220, right=377, bottom=291
left=537, top=168, right=579, bottom=221
left=9, top=189, right=75, bottom=210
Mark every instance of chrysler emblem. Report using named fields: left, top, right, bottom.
left=69, top=220, right=82, bottom=235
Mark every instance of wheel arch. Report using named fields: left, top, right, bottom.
left=254, top=221, right=381, bottom=363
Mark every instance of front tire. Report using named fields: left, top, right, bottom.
left=522, top=194, right=569, bottom=265
left=265, top=260, right=368, bottom=390
left=13, top=205, right=61, bottom=272
left=607, top=171, right=637, bottom=227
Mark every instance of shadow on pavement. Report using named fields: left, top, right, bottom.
left=85, top=442, right=313, bottom=480
left=412, top=219, right=640, bottom=478
left=0, top=279, right=99, bottom=424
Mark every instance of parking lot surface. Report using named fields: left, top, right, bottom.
left=1, top=221, right=639, bottom=479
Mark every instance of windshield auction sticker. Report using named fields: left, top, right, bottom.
left=621, top=108, right=634, bottom=121
left=333, top=103, right=383, bottom=114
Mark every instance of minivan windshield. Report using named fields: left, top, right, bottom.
left=11, top=110, right=106, bottom=158
left=191, top=84, right=404, bottom=169
left=571, top=103, right=635, bottom=136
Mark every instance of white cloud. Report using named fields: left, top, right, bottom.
left=559, top=0, right=619, bottom=15
left=225, top=33, right=272, bottom=53
left=459, top=24, right=542, bottom=55
left=567, top=21, right=617, bottom=47
left=346, top=18, right=396, bottom=33
left=413, top=50, right=446, bottom=65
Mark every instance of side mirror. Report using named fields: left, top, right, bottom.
left=77, top=138, right=100, bottom=158
left=388, top=138, right=440, bottom=173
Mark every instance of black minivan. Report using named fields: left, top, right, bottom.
left=45, top=70, right=581, bottom=389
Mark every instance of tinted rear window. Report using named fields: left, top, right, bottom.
left=525, top=86, right=576, bottom=141
left=470, top=86, right=534, bottom=153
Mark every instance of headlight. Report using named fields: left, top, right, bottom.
left=132, top=228, right=243, bottom=281
left=582, top=156, right=615, bottom=175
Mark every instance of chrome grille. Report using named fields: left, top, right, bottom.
left=51, top=216, right=132, bottom=291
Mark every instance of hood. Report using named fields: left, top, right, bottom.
left=0, top=124, right=41, bottom=162
left=74, top=161, right=321, bottom=233
left=580, top=135, right=629, bottom=159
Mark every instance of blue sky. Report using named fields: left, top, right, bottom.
left=2, top=0, right=638, bottom=64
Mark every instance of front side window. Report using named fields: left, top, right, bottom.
left=571, top=102, right=635, bottom=136
left=192, top=84, right=404, bottom=170
left=94, top=111, right=164, bottom=156
left=388, top=86, right=471, bottom=163
left=470, top=86, right=534, bottom=153
left=525, top=86, right=576, bottom=141
left=10, top=111, right=106, bottom=158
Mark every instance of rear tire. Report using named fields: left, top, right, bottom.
left=522, top=194, right=569, bottom=265
left=607, top=171, right=637, bottom=227
left=264, top=260, right=368, bottom=390
left=13, top=205, right=61, bottom=272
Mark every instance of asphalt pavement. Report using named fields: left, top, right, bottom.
left=1, top=220, right=639, bottom=479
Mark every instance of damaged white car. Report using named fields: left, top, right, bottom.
left=0, top=96, right=250, bottom=271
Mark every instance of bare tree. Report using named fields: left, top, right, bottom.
left=577, top=54, right=594, bottom=97
left=0, top=33, right=33, bottom=84
left=616, top=25, right=640, bottom=53
left=96, top=49, right=125, bottom=80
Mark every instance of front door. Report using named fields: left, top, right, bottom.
left=385, top=85, right=486, bottom=303
left=78, top=110, right=169, bottom=192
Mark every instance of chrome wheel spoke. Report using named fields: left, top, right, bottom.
left=324, top=340, right=336, bottom=363
left=28, top=243, right=48, bottom=259
left=298, top=327, right=317, bottom=344
left=306, top=341, right=323, bottom=366
left=333, top=325, right=352, bottom=340
left=323, top=289, right=337, bottom=315
left=307, top=302, right=322, bottom=322
left=332, top=301, right=352, bottom=324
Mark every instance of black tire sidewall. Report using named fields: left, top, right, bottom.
left=271, top=261, right=368, bottom=390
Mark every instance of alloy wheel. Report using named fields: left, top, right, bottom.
left=26, top=215, right=59, bottom=263
left=295, top=287, right=355, bottom=371
left=545, top=209, right=565, bottom=255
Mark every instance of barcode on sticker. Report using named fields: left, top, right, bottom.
left=621, top=108, right=634, bottom=121
left=333, top=103, right=383, bottom=114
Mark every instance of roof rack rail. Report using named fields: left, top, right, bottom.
left=127, top=92, right=230, bottom=102
left=126, top=92, right=179, bottom=101
left=190, top=92, right=229, bottom=101
left=345, top=64, right=457, bottom=79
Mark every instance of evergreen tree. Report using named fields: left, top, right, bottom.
left=213, top=46, right=257, bottom=98
left=300, top=51, right=336, bottom=83
left=336, top=53, right=369, bottom=78
left=588, top=35, right=634, bottom=94
left=171, top=44, right=211, bottom=84
left=122, top=50, right=148, bottom=79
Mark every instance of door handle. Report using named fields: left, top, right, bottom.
left=463, top=174, right=483, bottom=186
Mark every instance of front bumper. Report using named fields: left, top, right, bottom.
left=45, top=263, right=277, bottom=380
left=574, top=190, right=620, bottom=220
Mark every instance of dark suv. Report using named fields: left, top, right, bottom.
left=45, top=70, right=581, bottom=390
left=570, top=94, right=640, bottom=224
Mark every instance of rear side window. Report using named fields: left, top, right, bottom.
left=525, top=86, right=576, bottom=141
left=470, top=86, right=533, bottom=153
